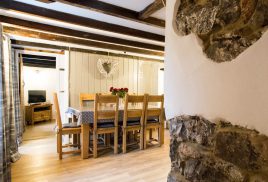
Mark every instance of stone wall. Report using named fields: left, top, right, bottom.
left=168, top=115, right=268, bottom=182
left=174, top=0, right=268, bottom=62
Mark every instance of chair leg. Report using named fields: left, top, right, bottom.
left=149, top=129, right=153, bottom=139
left=57, top=133, right=59, bottom=153
left=114, top=127, right=118, bottom=154
left=140, top=127, right=144, bottom=150
left=93, top=131, right=98, bottom=158
left=77, top=134, right=81, bottom=149
left=144, top=127, right=147, bottom=149
left=58, top=133, right=62, bottom=160
left=88, top=133, right=91, bottom=147
left=158, top=126, right=162, bottom=147
left=122, top=128, right=127, bottom=154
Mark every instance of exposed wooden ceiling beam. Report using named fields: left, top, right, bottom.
left=12, top=40, right=69, bottom=51
left=0, top=15, right=164, bottom=52
left=0, top=0, right=165, bottom=42
left=36, top=0, right=56, bottom=3
left=11, top=40, right=163, bottom=63
left=56, top=0, right=165, bottom=28
left=12, top=46, right=64, bottom=55
left=139, top=0, right=166, bottom=20
left=4, top=26, right=164, bottom=57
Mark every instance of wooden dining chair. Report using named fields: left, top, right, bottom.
left=54, top=93, right=81, bottom=160
left=79, top=93, right=95, bottom=107
left=122, top=94, right=146, bottom=153
left=143, top=94, right=164, bottom=149
left=92, top=94, right=119, bottom=158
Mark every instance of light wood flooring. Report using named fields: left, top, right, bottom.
left=23, top=120, right=55, bottom=141
left=12, top=129, right=171, bottom=182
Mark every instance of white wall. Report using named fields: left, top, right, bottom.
left=158, top=69, right=164, bottom=95
left=23, top=67, right=58, bottom=105
left=69, top=51, right=164, bottom=108
left=20, top=50, right=69, bottom=120
left=165, top=0, right=268, bottom=134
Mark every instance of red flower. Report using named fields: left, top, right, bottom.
left=124, top=88, right=128, bottom=92
left=120, top=88, right=124, bottom=91
left=110, top=87, right=113, bottom=92
left=114, top=88, right=118, bottom=92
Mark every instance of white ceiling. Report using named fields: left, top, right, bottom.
left=99, top=0, right=155, bottom=12
left=9, top=34, right=164, bottom=60
left=98, top=0, right=166, bottom=20
left=2, top=0, right=165, bottom=58
left=13, top=0, right=165, bottom=35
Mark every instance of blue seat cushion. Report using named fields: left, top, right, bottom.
left=127, top=120, right=141, bottom=126
left=62, top=122, right=80, bottom=128
left=90, top=122, right=115, bottom=128
left=147, top=119, right=159, bottom=124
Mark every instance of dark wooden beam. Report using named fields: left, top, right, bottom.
left=0, top=15, right=164, bottom=52
left=4, top=26, right=164, bottom=57
left=12, top=46, right=65, bottom=55
left=11, top=40, right=163, bottom=63
left=56, top=0, right=165, bottom=28
left=139, top=0, right=166, bottom=20
left=12, top=40, right=69, bottom=51
left=36, top=0, right=56, bottom=3
left=0, top=0, right=165, bottom=42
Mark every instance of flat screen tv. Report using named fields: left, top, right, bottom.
left=28, top=90, right=46, bottom=104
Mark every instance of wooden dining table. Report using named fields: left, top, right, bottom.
left=66, top=104, right=164, bottom=159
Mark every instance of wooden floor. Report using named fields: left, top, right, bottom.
left=12, top=129, right=171, bottom=182
left=23, top=120, right=55, bottom=141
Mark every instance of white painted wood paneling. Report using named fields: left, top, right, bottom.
left=69, top=51, right=163, bottom=107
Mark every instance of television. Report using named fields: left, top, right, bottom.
left=28, top=90, right=46, bottom=104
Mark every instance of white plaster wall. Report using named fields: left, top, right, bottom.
left=165, top=0, right=268, bottom=134
left=23, top=66, right=58, bottom=118
left=23, top=67, right=58, bottom=105
left=18, top=50, right=69, bottom=121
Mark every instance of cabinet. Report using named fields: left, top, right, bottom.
left=25, top=103, right=53, bottom=125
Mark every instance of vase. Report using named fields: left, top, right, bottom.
left=119, top=97, right=124, bottom=107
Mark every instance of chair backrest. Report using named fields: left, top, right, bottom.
left=53, top=93, right=62, bottom=129
left=94, top=94, right=119, bottom=129
left=144, top=94, right=164, bottom=125
left=123, top=94, right=146, bottom=127
left=79, top=93, right=95, bottom=107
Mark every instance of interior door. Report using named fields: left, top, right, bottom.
left=57, top=52, right=69, bottom=124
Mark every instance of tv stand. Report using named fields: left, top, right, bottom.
left=25, top=103, right=53, bottom=125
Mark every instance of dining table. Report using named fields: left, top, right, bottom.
left=66, top=104, right=164, bottom=159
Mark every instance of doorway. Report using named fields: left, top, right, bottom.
left=15, top=49, right=69, bottom=141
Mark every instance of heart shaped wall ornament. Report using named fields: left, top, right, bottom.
left=97, top=57, right=119, bottom=78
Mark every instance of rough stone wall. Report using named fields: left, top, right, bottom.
left=168, top=115, right=268, bottom=182
left=174, top=0, right=268, bottom=62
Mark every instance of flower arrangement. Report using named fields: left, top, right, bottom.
left=110, top=87, right=128, bottom=98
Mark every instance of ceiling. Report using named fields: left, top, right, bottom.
left=13, top=0, right=166, bottom=35
left=99, top=0, right=155, bottom=11
left=98, top=0, right=166, bottom=19
left=0, top=0, right=166, bottom=59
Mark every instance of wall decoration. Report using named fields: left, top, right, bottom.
left=97, top=57, right=119, bottom=77
left=173, top=0, right=268, bottom=62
